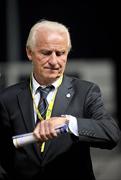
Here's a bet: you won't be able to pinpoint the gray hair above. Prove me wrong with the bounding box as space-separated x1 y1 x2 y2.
26 20 72 51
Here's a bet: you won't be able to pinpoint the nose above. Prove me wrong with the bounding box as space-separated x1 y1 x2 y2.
49 52 57 65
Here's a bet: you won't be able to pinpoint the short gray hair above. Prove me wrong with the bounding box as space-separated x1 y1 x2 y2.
26 19 72 51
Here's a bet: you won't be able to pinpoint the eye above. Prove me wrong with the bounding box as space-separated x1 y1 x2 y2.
41 50 52 56
56 51 65 56
40 50 66 56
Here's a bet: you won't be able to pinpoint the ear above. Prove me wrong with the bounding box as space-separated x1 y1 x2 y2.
26 46 33 61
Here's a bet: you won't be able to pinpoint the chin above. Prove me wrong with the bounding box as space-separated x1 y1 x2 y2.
46 74 60 82
47 75 58 80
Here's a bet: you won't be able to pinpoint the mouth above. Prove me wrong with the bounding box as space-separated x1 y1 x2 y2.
45 67 59 71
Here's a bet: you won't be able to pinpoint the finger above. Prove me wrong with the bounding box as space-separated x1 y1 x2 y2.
44 121 52 140
48 121 57 138
33 122 42 140
39 121 46 140
44 121 57 139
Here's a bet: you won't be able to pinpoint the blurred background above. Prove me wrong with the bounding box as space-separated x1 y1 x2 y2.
0 0 120 179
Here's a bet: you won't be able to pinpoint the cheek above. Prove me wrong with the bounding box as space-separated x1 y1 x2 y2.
60 58 67 68
34 56 48 66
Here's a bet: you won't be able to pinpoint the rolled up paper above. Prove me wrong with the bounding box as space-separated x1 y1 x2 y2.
12 123 68 148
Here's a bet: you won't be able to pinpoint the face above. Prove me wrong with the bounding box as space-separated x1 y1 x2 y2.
26 29 69 85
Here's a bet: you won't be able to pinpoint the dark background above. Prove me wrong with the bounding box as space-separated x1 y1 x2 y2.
0 0 120 127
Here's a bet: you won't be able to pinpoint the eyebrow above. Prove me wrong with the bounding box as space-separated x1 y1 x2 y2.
40 50 66 56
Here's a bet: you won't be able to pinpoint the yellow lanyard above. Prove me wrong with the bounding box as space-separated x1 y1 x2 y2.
30 75 63 152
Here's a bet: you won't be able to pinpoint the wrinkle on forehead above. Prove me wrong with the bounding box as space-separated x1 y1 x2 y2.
35 29 68 50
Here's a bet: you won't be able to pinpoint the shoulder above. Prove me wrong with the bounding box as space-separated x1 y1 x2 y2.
0 80 29 99
64 74 98 88
63 74 101 95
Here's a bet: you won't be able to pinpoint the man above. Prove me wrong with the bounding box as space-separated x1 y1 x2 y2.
0 20 120 180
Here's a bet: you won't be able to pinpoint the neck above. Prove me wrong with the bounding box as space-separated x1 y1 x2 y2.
33 74 59 86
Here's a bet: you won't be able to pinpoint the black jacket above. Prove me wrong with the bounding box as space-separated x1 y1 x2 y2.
0 75 120 180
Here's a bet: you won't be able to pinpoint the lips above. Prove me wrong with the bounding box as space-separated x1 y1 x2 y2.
45 67 59 70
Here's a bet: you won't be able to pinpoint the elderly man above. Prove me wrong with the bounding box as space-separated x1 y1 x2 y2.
0 20 120 180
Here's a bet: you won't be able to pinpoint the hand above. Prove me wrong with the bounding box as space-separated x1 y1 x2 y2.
33 117 69 142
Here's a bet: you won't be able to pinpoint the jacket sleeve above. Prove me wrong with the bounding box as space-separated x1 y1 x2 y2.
77 83 121 149
0 96 14 178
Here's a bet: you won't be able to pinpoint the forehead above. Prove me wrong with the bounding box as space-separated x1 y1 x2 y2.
35 29 68 49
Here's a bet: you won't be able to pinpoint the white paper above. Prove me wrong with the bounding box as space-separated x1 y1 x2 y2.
12 124 68 148
13 132 37 148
